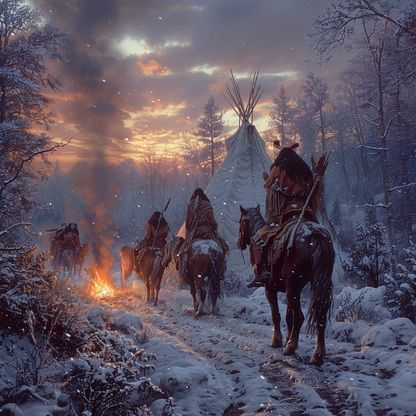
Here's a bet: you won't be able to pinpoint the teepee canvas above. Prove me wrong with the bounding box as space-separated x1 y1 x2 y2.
200 71 272 275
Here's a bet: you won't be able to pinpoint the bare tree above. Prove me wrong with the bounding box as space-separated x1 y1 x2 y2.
308 0 416 253
298 73 331 153
180 131 210 188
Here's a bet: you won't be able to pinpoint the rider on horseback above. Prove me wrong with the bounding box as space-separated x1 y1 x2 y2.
184 188 229 256
134 211 169 260
246 142 322 288
65 223 81 249
47 222 81 269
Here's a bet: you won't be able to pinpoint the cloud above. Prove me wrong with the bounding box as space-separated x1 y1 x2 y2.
29 0 345 168
135 59 170 76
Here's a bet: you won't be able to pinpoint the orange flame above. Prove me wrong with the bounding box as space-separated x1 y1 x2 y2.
86 265 117 298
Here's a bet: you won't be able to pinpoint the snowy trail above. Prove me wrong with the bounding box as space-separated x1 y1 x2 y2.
102 286 360 416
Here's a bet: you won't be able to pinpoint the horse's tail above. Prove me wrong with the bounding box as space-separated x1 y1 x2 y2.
207 247 223 306
119 246 135 284
150 252 163 282
306 233 334 334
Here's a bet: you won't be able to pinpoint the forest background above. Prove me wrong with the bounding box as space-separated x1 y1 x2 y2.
0 0 414 297
1 0 416 414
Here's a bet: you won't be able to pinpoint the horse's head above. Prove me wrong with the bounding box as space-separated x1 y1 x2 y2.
238 204 263 251
162 231 175 268
238 205 250 251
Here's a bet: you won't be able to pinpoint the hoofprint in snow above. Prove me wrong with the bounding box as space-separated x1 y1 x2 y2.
103 276 416 416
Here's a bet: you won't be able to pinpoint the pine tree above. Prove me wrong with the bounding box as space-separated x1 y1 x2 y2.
330 198 342 229
343 222 392 287
193 96 225 178
269 84 295 147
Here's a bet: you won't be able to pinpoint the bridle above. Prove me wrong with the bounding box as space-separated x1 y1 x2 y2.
238 213 251 266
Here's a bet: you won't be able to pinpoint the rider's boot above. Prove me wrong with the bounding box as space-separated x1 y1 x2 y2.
247 245 270 288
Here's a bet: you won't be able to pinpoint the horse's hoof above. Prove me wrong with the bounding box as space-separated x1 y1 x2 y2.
310 355 324 366
270 340 283 348
282 345 296 356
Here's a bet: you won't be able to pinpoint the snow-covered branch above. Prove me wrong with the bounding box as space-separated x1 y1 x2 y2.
353 144 389 152
389 182 416 192
355 202 391 209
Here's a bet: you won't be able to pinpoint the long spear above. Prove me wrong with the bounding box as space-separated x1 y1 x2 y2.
286 151 331 254
150 196 171 251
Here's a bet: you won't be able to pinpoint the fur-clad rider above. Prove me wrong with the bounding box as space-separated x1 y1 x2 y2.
47 223 67 260
134 211 169 257
47 222 81 267
185 188 229 255
246 142 322 288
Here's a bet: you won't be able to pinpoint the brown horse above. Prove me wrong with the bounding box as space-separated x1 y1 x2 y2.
119 245 165 305
238 205 334 365
119 246 138 287
162 236 225 316
74 243 89 278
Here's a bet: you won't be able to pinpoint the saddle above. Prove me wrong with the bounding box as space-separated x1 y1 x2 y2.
136 246 163 263
269 218 299 265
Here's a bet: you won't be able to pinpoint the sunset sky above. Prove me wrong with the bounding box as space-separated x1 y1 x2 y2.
28 0 348 169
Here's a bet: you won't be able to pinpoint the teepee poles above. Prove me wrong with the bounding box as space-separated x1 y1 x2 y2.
222 69 264 124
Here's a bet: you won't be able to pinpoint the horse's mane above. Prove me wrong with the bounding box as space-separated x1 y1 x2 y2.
119 245 133 256
245 208 266 235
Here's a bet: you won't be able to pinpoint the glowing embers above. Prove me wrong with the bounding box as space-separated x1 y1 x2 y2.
86 265 116 298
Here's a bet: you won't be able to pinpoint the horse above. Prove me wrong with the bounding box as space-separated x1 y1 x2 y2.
119 245 138 287
74 243 89 278
238 205 334 365
119 245 165 305
54 245 77 278
162 236 225 316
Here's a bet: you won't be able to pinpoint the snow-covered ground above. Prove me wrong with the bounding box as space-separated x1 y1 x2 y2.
1 273 416 416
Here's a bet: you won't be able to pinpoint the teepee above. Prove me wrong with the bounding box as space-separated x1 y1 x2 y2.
203 70 272 275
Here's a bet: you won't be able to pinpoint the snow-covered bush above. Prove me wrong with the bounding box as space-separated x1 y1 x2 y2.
342 222 392 288
334 286 391 323
0 250 87 355
61 330 163 415
384 244 416 320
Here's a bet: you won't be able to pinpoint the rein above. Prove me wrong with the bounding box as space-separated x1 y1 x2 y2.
239 210 265 267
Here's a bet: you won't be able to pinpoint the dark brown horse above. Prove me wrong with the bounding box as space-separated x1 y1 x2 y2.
238 205 334 365
162 236 225 316
74 243 89 278
54 245 77 278
119 245 165 305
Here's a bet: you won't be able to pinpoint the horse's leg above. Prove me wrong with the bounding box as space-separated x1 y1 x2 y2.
153 274 162 306
189 275 198 312
283 289 304 356
284 304 293 347
310 297 330 365
196 276 206 316
120 261 125 289
264 283 283 348
311 325 327 365
147 284 152 303
78 259 83 278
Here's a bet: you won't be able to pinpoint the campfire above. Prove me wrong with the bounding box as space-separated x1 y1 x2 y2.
85 266 117 298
